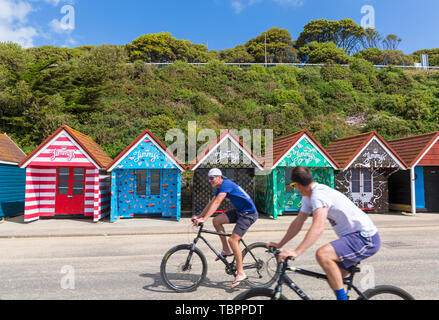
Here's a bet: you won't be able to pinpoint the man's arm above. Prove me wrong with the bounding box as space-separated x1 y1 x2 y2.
278 207 327 260
294 207 327 256
193 193 227 225
268 212 309 248
195 197 215 218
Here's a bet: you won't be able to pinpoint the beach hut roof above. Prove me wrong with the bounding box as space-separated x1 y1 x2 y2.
106 129 186 172
19 125 112 169
388 131 439 168
0 133 26 165
326 131 407 170
189 129 264 171
267 129 339 170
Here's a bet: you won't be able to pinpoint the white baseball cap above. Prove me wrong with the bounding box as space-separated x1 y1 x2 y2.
208 168 227 179
208 168 222 176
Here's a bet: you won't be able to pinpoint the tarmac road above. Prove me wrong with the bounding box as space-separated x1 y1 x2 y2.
0 217 438 300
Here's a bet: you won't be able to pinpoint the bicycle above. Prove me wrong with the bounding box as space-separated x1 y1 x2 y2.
160 222 281 292
234 248 415 300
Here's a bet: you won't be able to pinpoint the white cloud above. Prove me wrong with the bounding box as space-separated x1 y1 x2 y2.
272 0 303 6
0 24 37 48
40 0 74 6
231 1 245 14
0 0 37 48
49 17 71 33
231 0 304 14
42 0 61 5
0 0 77 48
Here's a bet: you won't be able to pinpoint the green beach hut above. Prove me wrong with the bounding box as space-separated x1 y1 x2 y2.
255 129 339 218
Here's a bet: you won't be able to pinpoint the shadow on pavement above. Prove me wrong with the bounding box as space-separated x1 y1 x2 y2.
139 272 250 294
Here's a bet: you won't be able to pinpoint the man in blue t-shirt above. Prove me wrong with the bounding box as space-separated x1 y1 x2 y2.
192 168 258 289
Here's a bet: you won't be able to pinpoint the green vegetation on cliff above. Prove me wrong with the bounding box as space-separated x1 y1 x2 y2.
1 41 438 161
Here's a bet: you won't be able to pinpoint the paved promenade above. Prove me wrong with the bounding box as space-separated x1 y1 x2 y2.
1 211 438 238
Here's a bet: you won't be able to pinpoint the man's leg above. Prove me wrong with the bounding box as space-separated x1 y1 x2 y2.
315 244 345 293
229 232 247 287
212 213 232 254
229 213 258 288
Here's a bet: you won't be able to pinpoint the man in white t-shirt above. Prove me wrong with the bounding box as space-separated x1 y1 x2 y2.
267 166 381 300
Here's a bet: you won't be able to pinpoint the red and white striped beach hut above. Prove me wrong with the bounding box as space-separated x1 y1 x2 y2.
19 125 113 222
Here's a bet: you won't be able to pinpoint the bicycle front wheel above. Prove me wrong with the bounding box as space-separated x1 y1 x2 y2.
160 244 207 293
241 242 281 288
358 285 415 300
234 288 288 300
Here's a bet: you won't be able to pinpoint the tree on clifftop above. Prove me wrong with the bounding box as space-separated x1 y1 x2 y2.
296 19 366 55
126 32 215 63
244 27 297 63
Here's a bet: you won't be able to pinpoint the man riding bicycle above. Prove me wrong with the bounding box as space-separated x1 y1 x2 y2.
268 166 381 300
192 168 258 289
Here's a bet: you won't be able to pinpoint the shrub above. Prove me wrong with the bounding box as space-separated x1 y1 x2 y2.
320 64 350 82
268 65 299 89
363 111 413 140
271 89 304 105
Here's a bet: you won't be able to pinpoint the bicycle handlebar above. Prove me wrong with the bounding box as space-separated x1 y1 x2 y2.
267 246 295 261
191 216 204 228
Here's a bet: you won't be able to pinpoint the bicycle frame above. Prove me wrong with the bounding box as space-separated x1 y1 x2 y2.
273 259 369 300
183 223 260 275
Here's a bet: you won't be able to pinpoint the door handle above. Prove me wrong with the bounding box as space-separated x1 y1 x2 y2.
68 195 73 199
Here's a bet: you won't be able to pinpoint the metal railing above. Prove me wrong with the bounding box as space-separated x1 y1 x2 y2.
136 62 439 70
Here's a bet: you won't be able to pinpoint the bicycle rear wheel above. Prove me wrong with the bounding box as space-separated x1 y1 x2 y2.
160 244 207 293
234 288 288 300
241 242 281 288
357 285 415 300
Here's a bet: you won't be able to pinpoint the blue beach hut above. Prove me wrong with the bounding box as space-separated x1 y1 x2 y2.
106 129 186 222
0 134 26 218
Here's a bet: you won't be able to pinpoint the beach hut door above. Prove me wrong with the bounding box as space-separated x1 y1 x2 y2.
55 167 85 214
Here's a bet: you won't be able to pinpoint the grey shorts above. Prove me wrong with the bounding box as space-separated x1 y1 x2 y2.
224 209 258 237
331 232 381 271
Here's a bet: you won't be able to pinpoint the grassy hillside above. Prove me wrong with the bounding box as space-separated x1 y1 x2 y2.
1 43 439 161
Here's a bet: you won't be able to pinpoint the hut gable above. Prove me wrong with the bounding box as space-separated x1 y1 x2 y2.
277 135 333 168
190 130 263 170
19 125 112 169
269 130 338 170
327 131 406 170
107 130 185 172
349 140 401 169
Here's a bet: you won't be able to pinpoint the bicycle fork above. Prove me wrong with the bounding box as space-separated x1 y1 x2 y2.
183 237 200 272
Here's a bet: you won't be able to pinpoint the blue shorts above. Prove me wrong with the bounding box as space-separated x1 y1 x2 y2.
225 209 258 237
330 232 381 271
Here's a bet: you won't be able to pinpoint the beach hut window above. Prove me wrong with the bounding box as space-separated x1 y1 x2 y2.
136 170 147 195
72 168 84 195
351 169 372 193
150 169 161 195
58 168 69 195
363 169 372 193
352 169 360 193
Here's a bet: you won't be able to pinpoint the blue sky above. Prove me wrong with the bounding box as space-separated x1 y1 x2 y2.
1 0 438 54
